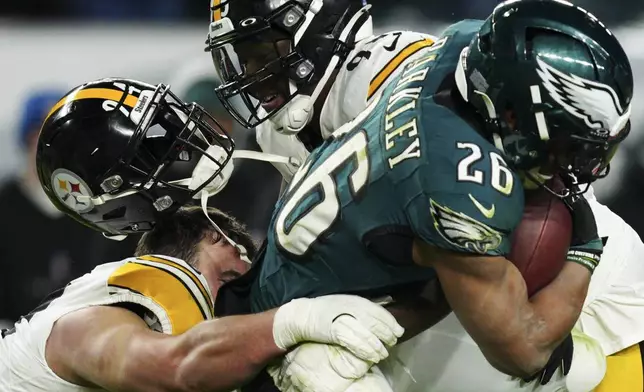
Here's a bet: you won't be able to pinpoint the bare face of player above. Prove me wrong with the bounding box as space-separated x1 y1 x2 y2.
194 239 250 302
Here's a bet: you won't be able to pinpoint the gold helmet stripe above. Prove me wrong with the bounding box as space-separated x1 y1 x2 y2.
44 88 139 124
211 0 222 22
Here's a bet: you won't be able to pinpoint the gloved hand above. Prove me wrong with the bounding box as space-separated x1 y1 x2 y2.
273 295 404 363
267 342 392 392
345 366 394 392
519 328 607 390
522 333 574 385
564 190 603 274
565 328 606 392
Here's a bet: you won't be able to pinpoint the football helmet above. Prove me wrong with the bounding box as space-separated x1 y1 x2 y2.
36 78 236 238
455 0 633 195
205 0 373 134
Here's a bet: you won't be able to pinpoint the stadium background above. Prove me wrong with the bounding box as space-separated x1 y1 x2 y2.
0 0 641 326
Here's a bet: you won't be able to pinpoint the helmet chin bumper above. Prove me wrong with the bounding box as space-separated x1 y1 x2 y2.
271 94 314 135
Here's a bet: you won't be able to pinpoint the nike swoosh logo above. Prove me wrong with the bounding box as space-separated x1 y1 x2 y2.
469 194 495 219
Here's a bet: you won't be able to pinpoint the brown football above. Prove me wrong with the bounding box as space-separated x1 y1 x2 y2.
509 186 572 296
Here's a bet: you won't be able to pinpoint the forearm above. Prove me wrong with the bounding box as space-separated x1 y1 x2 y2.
526 261 590 354
414 232 592 378
474 261 589 377
172 310 285 392
485 262 590 377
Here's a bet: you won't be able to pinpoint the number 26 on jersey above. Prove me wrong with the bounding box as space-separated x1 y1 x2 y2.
456 142 514 195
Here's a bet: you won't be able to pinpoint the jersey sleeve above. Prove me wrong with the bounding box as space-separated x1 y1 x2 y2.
107 255 214 335
320 31 437 137
404 138 525 257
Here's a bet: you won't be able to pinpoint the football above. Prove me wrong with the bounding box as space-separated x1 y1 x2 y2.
509 187 572 297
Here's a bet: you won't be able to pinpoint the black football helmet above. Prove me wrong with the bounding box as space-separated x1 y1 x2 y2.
205 0 372 133
456 0 633 195
36 78 234 238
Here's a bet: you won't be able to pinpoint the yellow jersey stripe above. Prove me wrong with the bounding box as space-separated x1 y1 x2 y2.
367 38 435 100
108 262 207 335
45 88 138 123
138 255 214 317
129 259 211 320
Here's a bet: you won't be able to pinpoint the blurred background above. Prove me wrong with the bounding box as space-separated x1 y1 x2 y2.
0 0 642 327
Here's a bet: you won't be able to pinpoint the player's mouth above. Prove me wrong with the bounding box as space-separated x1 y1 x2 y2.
260 93 285 111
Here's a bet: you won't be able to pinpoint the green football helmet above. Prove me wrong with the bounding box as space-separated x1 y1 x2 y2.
456 0 633 195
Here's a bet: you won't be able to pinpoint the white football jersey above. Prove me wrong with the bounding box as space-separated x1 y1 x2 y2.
256 30 436 182
0 255 214 392
578 188 644 356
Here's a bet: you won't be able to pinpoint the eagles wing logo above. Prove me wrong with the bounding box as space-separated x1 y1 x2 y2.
536 57 631 138
430 199 502 254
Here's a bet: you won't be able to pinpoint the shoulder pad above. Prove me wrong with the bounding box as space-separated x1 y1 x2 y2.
107 255 214 334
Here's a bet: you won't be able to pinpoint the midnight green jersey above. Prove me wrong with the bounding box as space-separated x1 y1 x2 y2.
251 20 525 312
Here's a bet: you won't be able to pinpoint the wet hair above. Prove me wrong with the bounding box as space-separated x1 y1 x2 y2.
134 205 257 266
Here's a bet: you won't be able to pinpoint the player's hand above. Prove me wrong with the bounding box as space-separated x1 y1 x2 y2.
564 190 602 273
522 333 574 385
267 343 392 392
273 295 404 363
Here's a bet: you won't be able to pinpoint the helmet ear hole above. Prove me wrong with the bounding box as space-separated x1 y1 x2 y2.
103 206 127 221
525 28 537 60
478 33 492 54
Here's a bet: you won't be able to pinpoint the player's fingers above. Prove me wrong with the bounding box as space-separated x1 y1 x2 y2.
289 362 334 392
563 340 574 375
345 311 401 347
538 362 558 385
285 360 316 392
362 316 400 347
345 366 394 392
326 345 373 379
268 363 293 391
355 306 405 339
333 316 388 362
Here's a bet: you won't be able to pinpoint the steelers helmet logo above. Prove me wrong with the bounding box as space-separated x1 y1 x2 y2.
51 169 94 213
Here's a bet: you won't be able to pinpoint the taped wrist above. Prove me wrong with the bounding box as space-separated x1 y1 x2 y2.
566 248 601 273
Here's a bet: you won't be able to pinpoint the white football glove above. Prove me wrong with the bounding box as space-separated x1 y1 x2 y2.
565 328 606 392
273 295 404 363
268 342 392 392
345 366 393 392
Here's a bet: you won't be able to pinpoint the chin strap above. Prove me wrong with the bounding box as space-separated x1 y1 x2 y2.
272 5 373 135
103 233 128 241
102 146 300 251
174 146 301 197
200 189 252 264
178 145 300 264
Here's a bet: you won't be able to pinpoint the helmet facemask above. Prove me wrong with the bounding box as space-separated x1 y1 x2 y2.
206 0 372 133
207 1 317 128
83 84 236 235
